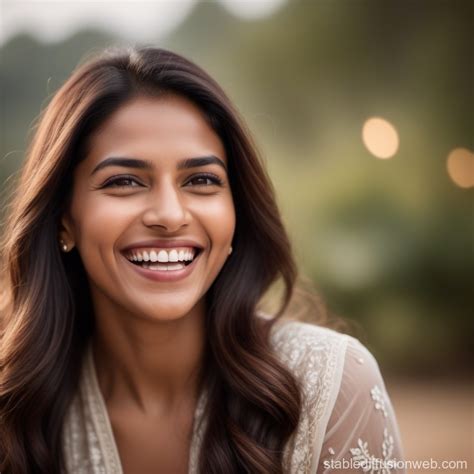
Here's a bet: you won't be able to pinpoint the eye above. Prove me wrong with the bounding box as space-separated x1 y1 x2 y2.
102 175 142 188
185 173 224 187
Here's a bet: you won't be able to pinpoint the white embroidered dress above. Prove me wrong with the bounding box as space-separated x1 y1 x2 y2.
62 319 406 473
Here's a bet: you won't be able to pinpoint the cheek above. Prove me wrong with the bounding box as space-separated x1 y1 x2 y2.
71 193 133 254
193 195 235 244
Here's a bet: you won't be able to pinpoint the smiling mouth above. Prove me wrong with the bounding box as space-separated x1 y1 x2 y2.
125 248 202 271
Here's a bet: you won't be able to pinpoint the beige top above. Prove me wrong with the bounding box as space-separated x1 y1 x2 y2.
62 319 405 473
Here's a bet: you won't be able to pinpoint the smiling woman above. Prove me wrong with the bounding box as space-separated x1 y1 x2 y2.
0 47 405 473
61 93 236 318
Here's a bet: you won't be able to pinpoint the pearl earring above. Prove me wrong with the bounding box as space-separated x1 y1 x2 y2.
228 246 233 255
60 240 68 252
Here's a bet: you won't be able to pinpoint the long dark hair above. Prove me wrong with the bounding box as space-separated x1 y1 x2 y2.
0 46 324 473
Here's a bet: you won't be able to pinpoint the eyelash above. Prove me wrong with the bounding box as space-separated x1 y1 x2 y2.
102 173 224 189
188 173 224 187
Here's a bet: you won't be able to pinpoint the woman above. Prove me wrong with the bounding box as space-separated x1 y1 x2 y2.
0 47 405 473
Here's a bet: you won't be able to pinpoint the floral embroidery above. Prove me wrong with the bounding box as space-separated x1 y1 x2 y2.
350 428 395 473
62 321 403 474
270 321 349 472
382 427 395 459
370 385 388 418
62 320 351 474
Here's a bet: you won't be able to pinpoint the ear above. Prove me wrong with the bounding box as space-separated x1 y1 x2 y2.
58 210 75 247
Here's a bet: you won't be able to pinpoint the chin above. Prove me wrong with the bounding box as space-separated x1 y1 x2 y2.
138 303 196 323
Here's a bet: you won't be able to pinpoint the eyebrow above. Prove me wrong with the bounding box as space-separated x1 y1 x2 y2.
90 155 227 176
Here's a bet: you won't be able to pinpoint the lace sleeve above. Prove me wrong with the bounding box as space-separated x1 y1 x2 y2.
317 337 406 473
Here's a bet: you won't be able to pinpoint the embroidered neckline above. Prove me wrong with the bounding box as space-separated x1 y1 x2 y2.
82 343 208 473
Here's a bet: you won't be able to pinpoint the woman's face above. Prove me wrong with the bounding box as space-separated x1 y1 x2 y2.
60 94 235 322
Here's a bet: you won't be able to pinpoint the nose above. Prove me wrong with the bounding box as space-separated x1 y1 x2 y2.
141 178 190 231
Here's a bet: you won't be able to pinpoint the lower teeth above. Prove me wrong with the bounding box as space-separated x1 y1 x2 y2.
140 262 186 271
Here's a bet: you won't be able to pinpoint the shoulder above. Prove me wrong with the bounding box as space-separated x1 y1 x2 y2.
266 317 352 420
265 316 380 377
262 318 357 470
262 317 396 471
335 336 391 415
267 317 351 374
319 337 406 471
267 317 385 401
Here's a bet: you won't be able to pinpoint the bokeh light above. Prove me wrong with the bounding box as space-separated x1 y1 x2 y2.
218 0 287 20
446 147 474 188
362 117 400 159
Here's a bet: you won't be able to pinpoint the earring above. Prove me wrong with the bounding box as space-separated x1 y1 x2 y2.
59 240 68 252
228 246 233 255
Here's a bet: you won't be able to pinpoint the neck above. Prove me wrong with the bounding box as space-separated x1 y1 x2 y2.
91 300 206 415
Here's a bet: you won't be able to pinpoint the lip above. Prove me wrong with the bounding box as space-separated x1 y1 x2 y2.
121 239 205 252
122 249 202 283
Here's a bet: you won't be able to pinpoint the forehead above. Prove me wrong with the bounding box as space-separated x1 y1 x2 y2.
85 94 226 168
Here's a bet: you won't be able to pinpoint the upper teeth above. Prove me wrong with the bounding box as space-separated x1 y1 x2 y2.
127 248 197 263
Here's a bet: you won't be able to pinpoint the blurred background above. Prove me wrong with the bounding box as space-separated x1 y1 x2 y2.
1 0 472 470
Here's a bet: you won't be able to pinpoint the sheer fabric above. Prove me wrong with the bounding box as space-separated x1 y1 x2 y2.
62 318 406 473
317 337 406 473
